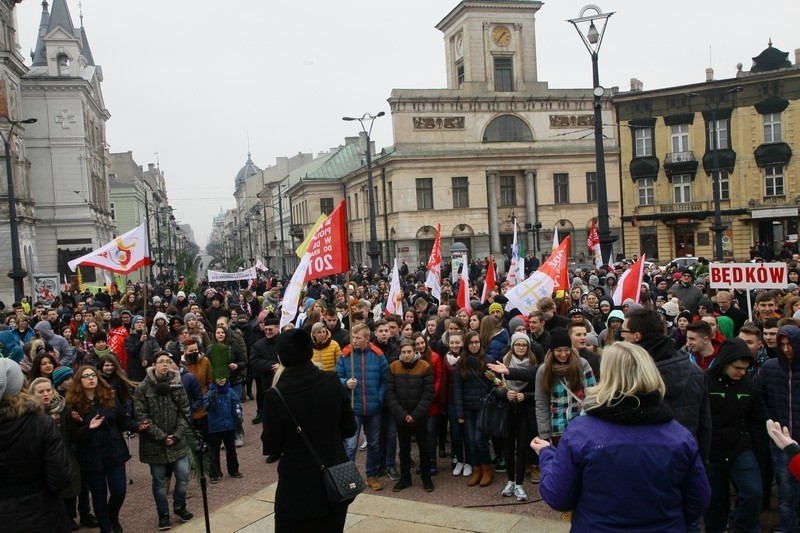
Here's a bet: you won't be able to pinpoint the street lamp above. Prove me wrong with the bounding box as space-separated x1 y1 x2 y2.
568 5 615 262
342 111 384 275
1 117 37 302
687 86 743 261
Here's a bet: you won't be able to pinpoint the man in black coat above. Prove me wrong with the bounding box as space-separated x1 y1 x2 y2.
124 315 160 382
262 329 356 532
714 290 747 336
249 312 280 430
622 308 711 463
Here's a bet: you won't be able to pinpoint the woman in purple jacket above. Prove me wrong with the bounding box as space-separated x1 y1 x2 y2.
531 341 710 532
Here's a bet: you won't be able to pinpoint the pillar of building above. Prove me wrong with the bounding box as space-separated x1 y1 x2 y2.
524 169 537 254
486 170 501 258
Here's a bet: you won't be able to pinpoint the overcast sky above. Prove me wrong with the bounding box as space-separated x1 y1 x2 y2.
16 0 798 249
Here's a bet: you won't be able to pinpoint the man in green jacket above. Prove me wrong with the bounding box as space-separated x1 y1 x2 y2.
134 350 195 530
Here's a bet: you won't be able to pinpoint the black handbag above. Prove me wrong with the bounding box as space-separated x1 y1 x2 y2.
273 387 365 503
478 390 509 437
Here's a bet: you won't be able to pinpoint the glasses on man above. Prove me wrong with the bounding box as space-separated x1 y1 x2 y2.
81 373 97 379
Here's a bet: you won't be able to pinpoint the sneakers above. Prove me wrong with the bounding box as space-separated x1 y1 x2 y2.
501 480 515 497
387 468 401 481
230 471 243 478
366 476 383 491
392 478 412 492
493 457 507 473
462 464 473 477
452 462 464 476
265 454 280 463
359 438 368 450
174 508 194 523
157 515 171 531
209 477 219 484
422 477 434 492
530 465 541 484
235 434 244 447
514 484 528 501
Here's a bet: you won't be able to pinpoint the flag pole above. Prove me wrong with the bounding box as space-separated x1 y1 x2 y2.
346 270 354 408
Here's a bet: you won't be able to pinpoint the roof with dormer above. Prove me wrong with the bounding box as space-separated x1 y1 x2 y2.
30 0 96 67
234 152 261 186
751 40 792 73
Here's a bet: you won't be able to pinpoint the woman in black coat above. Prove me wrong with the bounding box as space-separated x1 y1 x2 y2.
0 359 75 533
66 366 147 533
262 329 357 533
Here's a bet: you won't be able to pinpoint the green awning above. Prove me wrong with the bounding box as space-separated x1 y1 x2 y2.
755 96 790 115
754 142 793 167
702 149 737 173
664 113 695 126
630 156 660 180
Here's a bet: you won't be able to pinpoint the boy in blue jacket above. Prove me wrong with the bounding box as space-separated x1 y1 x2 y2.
204 376 244 483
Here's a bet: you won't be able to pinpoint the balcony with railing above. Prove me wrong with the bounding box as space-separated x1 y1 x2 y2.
664 151 696 165
660 201 706 213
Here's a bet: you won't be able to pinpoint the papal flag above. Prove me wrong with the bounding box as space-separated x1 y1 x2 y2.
68 223 151 274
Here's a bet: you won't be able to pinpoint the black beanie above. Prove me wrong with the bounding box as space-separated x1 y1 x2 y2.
276 329 314 367
550 328 571 351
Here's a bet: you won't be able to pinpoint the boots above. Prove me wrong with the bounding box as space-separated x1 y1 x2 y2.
466 464 483 486
479 464 494 487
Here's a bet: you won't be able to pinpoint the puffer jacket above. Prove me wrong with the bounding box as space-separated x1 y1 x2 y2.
204 381 241 434
134 367 191 464
68 397 139 472
312 338 341 372
336 342 388 417
0 330 24 362
425 351 444 416
485 329 510 363
33 321 73 367
453 355 493 418
760 325 800 441
639 335 712 463
386 358 434 427
706 338 765 462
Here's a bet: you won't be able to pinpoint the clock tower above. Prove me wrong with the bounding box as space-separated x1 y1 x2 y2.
436 0 543 93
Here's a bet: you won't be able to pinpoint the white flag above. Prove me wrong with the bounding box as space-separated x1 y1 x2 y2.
280 253 311 330
385 258 403 316
552 225 560 252
507 219 520 288
68 223 150 274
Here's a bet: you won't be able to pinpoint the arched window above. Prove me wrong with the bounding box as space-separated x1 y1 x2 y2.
57 54 70 76
483 115 533 142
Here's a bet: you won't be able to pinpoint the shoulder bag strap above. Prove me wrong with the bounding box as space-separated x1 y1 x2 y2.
558 377 583 405
272 387 326 469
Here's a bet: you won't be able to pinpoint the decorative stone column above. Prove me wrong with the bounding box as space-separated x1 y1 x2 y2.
524 169 537 254
486 170 501 256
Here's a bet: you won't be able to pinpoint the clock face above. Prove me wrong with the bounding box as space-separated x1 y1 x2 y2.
492 25 511 46
455 34 463 57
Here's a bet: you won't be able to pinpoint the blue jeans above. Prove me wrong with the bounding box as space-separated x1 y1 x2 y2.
84 464 127 533
149 455 190 517
344 413 381 477
231 383 244 437
447 403 469 464
772 442 800 531
705 450 762 533
462 409 491 465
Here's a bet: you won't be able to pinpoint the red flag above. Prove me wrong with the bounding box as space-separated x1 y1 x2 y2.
551 237 569 291
613 254 646 306
424 224 442 302
456 256 471 312
587 218 602 269
505 237 570 315
481 259 496 303
303 200 349 282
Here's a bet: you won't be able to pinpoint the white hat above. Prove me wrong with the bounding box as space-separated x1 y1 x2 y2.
0 359 24 399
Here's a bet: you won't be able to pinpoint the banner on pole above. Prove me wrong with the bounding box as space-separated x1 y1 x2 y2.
207 267 258 282
709 262 787 289
67 223 151 274
303 200 349 282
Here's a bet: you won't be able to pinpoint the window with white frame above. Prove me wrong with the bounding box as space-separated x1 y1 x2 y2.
713 171 730 201
638 178 655 206
707 119 729 149
764 113 782 143
634 128 653 157
673 175 692 203
765 165 784 197
670 124 690 153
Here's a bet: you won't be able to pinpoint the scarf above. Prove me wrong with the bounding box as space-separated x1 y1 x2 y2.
94 346 112 358
446 352 459 366
586 391 673 425
552 361 570 377
506 354 529 392
313 338 331 350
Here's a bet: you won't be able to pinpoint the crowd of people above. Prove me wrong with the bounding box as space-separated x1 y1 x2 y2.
3 254 800 531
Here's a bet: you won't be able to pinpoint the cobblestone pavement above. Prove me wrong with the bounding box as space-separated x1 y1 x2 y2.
107 395 779 532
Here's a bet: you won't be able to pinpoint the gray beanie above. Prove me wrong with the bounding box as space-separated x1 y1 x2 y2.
510 332 530 347
508 316 527 333
184 312 197 323
0 359 24 399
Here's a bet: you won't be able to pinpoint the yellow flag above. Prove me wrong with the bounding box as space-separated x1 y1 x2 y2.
295 213 327 258
77 266 85 292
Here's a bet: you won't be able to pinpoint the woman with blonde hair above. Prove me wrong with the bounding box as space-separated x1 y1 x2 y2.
310 321 341 371
531 342 710 531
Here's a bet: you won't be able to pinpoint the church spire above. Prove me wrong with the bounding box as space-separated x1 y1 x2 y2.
30 0 50 65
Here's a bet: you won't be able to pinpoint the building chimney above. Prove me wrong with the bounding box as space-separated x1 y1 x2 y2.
630 78 643 92
795 48 800 66
705 67 714 82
